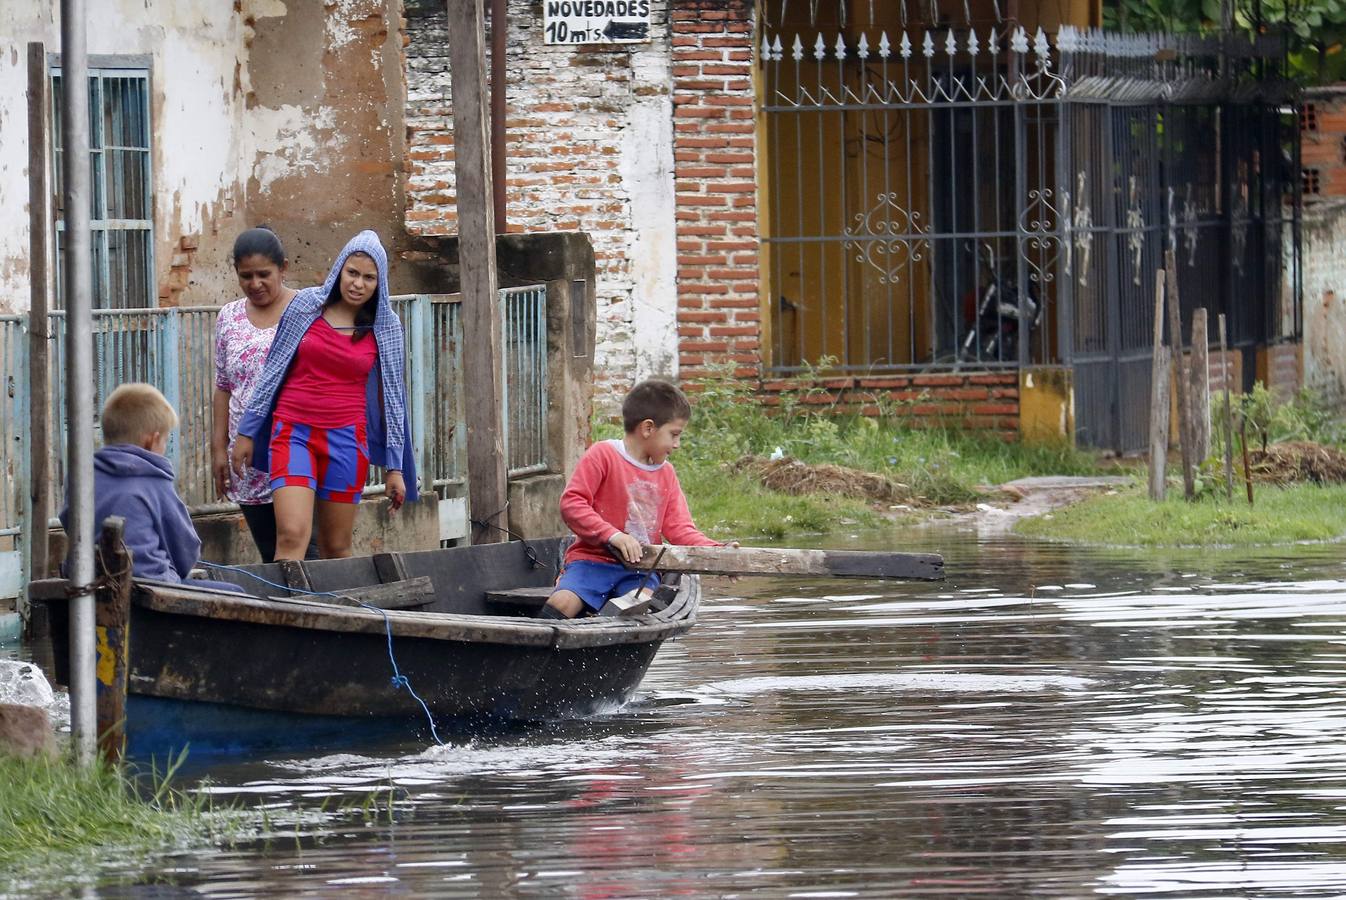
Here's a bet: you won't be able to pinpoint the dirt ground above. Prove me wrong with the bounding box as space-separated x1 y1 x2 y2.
956 475 1133 534
733 453 1132 535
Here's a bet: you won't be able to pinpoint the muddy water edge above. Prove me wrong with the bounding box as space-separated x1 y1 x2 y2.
8 528 1346 897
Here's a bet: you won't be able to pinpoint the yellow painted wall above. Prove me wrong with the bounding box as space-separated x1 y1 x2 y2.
1019 366 1075 444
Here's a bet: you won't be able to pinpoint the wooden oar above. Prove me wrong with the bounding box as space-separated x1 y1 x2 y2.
632 545 944 581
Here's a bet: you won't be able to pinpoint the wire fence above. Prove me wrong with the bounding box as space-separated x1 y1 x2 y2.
0 285 551 599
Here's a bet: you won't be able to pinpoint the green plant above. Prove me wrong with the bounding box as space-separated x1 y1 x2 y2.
1211 384 1346 459
1103 0 1346 83
0 751 251 892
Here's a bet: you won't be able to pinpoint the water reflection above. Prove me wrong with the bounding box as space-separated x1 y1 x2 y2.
9 535 1346 896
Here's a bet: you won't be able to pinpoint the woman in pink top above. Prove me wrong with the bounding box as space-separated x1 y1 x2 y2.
211 227 301 562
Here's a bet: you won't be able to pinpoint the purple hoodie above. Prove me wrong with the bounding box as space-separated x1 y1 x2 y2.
61 444 204 584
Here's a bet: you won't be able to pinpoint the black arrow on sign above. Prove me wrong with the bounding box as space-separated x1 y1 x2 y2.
602 19 649 40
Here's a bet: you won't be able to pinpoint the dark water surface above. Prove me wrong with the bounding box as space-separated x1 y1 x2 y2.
21 532 1346 896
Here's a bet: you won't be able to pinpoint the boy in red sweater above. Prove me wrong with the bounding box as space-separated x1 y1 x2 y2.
539 379 722 619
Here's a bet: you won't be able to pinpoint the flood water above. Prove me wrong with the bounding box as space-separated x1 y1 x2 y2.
13 530 1346 897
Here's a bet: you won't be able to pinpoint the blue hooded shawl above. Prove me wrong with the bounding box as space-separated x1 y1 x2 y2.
237 230 419 503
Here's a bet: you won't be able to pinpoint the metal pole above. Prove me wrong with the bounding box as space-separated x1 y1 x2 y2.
60 0 97 764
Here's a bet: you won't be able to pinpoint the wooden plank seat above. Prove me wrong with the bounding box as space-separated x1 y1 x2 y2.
270 576 436 611
484 585 554 611
272 553 435 610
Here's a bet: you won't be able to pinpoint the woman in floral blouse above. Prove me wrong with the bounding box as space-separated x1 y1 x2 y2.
211 227 301 562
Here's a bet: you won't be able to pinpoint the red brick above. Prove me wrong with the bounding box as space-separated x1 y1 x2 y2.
706 182 757 194
913 374 966 387
972 403 1019 416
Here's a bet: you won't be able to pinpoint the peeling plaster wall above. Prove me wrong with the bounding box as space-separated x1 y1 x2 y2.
0 1 245 311
0 0 407 313
239 0 409 292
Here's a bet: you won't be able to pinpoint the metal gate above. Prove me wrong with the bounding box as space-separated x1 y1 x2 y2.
1062 32 1300 452
760 8 1066 373
758 3 1301 451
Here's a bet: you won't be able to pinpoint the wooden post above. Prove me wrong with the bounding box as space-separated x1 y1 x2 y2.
444 0 508 543
27 43 52 597
1239 416 1254 505
1148 269 1169 501
1218 314 1234 500
95 517 132 762
490 0 507 232
1165 253 1196 500
1189 308 1210 465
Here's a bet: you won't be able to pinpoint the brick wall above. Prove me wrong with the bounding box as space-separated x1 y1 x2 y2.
760 372 1020 440
1205 348 1243 396
403 0 679 392
1293 91 1346 408
1301 92 1346 200
158 234 199 307
670 0 760 380
1262 342 1303 399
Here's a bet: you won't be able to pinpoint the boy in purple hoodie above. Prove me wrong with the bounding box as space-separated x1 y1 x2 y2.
61 383 243 593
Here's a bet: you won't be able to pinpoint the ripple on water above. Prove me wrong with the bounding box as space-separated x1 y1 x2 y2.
17 538 1346 898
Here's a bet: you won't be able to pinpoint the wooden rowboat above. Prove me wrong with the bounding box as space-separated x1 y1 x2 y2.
31 520 700 756
31 520 944 758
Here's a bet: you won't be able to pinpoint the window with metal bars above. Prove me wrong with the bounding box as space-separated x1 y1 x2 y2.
51 64 154 309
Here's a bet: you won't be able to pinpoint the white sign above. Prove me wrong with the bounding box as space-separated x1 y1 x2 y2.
543 1 651 45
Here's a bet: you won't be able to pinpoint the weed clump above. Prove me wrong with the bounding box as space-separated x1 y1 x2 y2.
0 751 245 893
1248 441 1346 485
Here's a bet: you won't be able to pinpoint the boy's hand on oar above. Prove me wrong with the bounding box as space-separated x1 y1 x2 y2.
607 532 643 565
724 540 741 582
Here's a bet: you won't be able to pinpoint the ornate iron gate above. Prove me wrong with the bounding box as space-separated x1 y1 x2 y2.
759 4 1301 451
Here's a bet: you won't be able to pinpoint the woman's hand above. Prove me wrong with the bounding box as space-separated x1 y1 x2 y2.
386 470 407 512
211 444 231 500
230 436 254 479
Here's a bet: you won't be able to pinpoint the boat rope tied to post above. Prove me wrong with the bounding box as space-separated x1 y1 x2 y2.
199 561 447 746
470 501 556 574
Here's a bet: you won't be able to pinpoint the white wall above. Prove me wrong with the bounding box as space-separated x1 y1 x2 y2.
1298 198 1346 406
0 0 250 311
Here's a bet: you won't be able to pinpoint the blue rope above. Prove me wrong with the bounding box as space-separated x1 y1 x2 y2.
199 560 447 746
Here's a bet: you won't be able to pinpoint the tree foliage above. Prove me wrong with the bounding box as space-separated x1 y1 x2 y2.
1103 0 1346 83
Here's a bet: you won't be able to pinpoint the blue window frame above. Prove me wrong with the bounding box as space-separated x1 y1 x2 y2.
51 63 154 309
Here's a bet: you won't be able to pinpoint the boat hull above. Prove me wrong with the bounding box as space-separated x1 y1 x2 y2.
34 538 699 753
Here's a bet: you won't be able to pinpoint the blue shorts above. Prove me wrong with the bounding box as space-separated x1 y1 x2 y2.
554 560 659 613
269 418 370 504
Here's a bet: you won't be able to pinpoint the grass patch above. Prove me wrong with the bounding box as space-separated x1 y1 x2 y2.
1013 482 1346 547
597 367 1107 539
677 456 882 540
0 752 245 891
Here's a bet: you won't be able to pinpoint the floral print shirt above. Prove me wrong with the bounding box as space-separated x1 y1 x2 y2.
214 298 277 504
